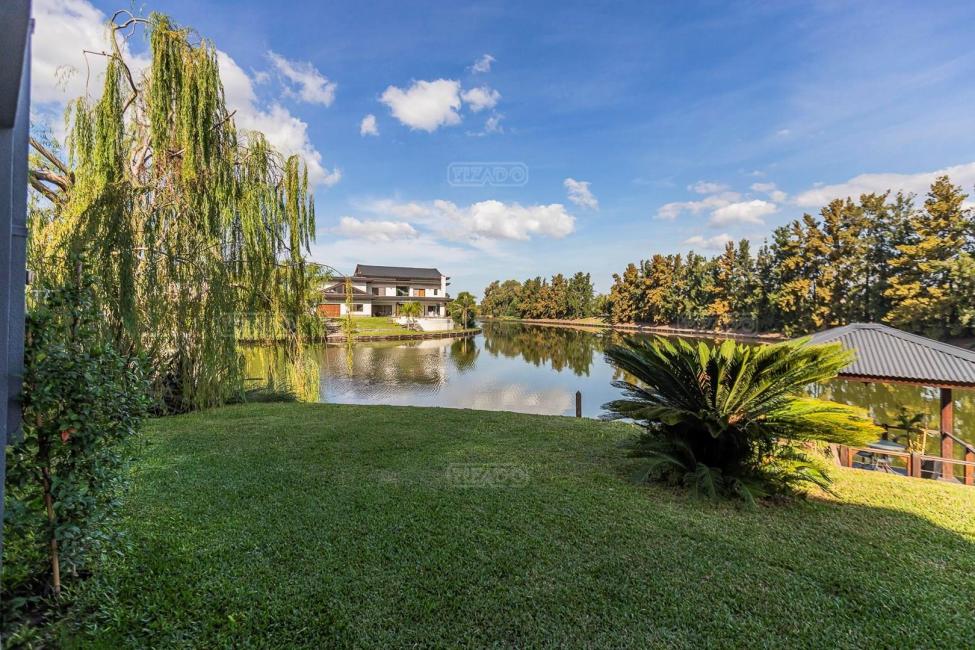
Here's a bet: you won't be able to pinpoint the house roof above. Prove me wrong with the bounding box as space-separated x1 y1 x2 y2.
354 264 443 280
805 322 975 388
321 284 371 297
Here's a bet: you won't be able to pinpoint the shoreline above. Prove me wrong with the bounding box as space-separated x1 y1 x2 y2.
480 317 785 342
325 327 481 343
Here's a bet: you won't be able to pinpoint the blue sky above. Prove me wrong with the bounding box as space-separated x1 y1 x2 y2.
32 0 975 295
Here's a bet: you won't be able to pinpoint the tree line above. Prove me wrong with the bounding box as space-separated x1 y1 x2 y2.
480 272 601 320
607 176 974 338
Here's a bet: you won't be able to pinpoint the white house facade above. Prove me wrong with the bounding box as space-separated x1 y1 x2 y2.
319 264 450 319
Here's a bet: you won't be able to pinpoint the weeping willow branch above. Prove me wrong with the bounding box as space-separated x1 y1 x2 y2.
27 10 325 412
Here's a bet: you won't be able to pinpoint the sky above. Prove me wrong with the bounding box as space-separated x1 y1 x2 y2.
29 0 975 296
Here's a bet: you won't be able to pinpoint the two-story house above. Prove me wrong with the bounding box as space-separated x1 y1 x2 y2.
319 264 450 318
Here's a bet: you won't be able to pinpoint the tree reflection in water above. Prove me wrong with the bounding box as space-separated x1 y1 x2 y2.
482 322 599 376
450 337 479 373
241 323 973 443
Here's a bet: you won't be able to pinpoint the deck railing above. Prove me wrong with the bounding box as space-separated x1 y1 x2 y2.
836 424 975 486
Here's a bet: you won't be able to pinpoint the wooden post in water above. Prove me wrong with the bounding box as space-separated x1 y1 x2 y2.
940 388 953 480
575 391 582 418
909 452 922 478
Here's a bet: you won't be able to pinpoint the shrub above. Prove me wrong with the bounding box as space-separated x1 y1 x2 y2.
3 266 150 641
603 337 880 503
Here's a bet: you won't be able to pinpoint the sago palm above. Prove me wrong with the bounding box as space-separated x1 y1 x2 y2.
603 336 880 502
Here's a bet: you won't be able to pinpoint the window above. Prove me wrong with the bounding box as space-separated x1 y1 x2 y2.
372 287 380 295
396 286 409 297
415 288 425 297
353 303 364 312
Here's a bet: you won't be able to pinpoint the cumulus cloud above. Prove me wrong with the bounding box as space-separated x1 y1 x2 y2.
217 52 340 187
688 180 728 194
30 1 339 188
471 54 495 74
267 51 336 106
461 85 501 112
311 235 476 274
684 233 733 251
361 198 575 243
359 114 379 136
750 182 788 202
793 161 975 207
380 79 463 132
655 191 742 220
31 0 150 105
433 200 575 241
334 217 418 242
563 178 598 210
709 199 777 226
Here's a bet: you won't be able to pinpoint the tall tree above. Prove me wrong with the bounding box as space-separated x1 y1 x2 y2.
27 12 319 411
567 271 595 318
885 176 973 337
608 263 642 324
707 242 737 329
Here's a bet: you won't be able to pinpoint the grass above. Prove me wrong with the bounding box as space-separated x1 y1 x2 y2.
333 316 413 336
61 403 974 648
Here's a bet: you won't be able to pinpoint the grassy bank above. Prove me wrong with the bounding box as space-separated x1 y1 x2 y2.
482 316 784 341
337 315 412 336
60 404 974 647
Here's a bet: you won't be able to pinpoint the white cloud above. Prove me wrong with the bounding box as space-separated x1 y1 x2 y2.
432 200 575 242
467 113 504 137
484 113 503 133
471 54 495 74
688 180 728 194
311 235 476 274
461 85 501 112
793 161 975 207
776 128 791 137
380 79 462 132
31 0 150 106
655 191 741 220
218 52 340 187
267 51 336 106
30 1 339 188
359 114 379 136
684 233 733 251
362 198 575 243
357 198 438 221
709 199 777 226
334 217 417 242
750 182 788 203
563 178 598 210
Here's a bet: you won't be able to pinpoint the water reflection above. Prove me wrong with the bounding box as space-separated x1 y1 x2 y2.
242 322 974 445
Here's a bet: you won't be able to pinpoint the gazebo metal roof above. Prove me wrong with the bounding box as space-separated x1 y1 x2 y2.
807 323 975 389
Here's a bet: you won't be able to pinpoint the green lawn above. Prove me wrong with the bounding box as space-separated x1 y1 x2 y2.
62 404 974 648
337 316 412 336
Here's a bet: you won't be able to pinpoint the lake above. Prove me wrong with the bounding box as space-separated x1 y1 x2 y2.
244 321 974 448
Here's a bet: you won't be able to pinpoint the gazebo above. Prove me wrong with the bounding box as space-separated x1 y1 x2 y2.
808 323 975 482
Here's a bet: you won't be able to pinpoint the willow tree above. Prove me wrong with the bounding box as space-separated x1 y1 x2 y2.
28 12 322 411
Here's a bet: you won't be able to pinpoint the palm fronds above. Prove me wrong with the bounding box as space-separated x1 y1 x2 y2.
605 336 880 502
